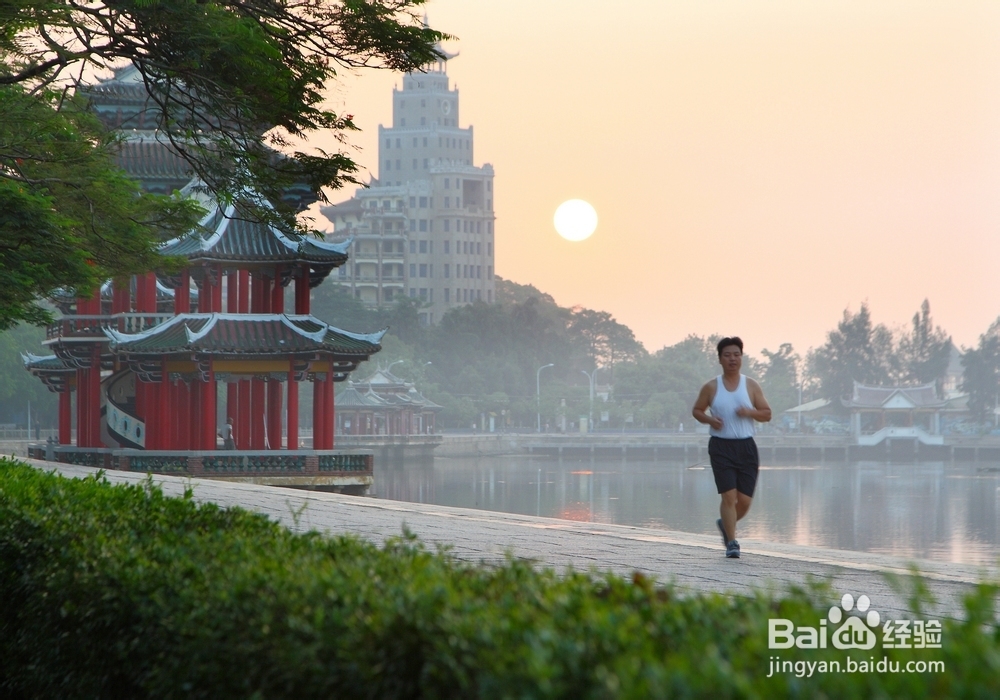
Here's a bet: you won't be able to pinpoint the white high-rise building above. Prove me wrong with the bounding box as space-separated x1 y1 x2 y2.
322 49 496 325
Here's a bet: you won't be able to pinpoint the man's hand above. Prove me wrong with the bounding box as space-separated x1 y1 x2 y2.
707 415 724 430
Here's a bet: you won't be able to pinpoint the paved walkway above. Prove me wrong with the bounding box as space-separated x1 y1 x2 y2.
21 459 1000 620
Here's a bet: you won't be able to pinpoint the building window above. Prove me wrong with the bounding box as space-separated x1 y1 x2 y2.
419 220 428 232
444 220 450 233
487 199 492 210
444 240 450 254
488 290 492 303
409 240 416 255
444 263 450 278
445 178 450 189
412 159 418 169
419 196 428 208
429 289 434 303
487 242 493 256
409 288 416 298
421 99 426 108
463 241 469 254
444 196 450 208
385 160 391 170
477 242 482 255
477 289 482 300
409 220 416 232
476 222 481 234
444 288 450 302
385 288 394 302
422 137 427 147
412 137 417 147
396 138 400 147
423 158 428 169
487 181 492 192
477 265 482 279
487 222 493 234
395 159 400 170
457 197 461 208
409 263 416 277
419 288 427 300
429 241 434 253
419 264 427 278
385 139 391 148
400 118 405 126
487 266 492 280
383 200 390 208
419 240 427 253
429 264 433 278
409 196 416 207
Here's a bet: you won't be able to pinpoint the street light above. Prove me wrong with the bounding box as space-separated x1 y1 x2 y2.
536 363 554 433
580 369 596 433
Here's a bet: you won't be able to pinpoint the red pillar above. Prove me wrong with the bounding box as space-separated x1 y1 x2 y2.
201 362 216 450
312 375 324 449
177 383 191 450
327 373 335 448
295 265 310 314
271 265 285 314
287 365 299 450
59 390 72 445
142 273 157 313
238 270 249 313
189 381 201 451
198 277 212 314
157 361 170 449
175 270 190 314
251 379 266 450
267 381 282 449
112 277 130 314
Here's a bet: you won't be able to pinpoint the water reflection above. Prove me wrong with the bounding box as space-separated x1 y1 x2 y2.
375 456 1000 565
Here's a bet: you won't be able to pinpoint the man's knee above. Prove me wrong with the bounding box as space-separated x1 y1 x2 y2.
736 492 753 510
720 489 738 506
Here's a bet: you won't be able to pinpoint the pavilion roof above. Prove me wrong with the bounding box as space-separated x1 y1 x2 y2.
22 353 74 392
335 383 388 408
104 313 384 357
844 382 947 409
159 200 350 269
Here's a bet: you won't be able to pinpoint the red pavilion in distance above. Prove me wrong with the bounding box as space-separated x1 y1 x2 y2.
24 66 382 491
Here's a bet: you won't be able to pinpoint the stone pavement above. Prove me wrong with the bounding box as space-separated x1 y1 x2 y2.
21 459 1000 620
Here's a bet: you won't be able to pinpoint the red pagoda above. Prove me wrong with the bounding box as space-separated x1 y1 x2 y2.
24 66 383 491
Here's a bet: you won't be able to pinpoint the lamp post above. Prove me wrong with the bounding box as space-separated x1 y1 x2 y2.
580 369 596 433
536 363 554 433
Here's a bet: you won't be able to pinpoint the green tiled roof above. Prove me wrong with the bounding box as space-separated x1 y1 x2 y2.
104 314 384 357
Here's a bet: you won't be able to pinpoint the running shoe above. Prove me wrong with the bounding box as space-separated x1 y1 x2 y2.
726 540 741 558
716 518 728 547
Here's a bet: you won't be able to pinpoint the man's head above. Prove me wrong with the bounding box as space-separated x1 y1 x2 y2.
716 336 743 373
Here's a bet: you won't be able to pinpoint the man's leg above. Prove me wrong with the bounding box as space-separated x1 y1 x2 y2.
735 491 753 522
719 488 738 541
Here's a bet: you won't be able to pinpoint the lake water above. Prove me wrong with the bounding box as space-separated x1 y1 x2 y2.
375 455 1000 565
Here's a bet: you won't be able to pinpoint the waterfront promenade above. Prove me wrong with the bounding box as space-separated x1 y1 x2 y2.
20 458 997 621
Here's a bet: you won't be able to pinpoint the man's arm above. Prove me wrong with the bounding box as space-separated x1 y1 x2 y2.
737 379 772 423
692 381 722 430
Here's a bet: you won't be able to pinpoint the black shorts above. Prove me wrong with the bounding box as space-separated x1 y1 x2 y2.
708 437 760 497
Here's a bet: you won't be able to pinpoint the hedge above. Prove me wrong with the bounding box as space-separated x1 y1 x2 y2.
0 458 997 699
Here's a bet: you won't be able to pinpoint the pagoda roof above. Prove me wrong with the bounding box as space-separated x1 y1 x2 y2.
335 383 388 408
159 201 350 269
104 313 384 357
22 353 74 392
843 382 947 410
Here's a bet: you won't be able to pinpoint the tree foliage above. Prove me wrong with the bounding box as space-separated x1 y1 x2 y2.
759 343 800 414
0 0 445 326
961 318 1000 424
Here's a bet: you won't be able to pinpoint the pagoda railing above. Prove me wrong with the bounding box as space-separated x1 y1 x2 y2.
46 313 174 340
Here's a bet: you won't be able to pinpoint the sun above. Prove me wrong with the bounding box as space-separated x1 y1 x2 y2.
554 199 598 241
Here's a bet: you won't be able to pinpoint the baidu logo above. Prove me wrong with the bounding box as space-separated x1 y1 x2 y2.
769 592 883 650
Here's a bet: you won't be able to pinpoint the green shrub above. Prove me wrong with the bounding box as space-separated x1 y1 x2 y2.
0 458 997 699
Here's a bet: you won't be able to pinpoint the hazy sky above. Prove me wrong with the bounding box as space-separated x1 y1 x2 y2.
316 0 1000 358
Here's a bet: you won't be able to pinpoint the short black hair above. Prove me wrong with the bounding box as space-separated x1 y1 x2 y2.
717 337 743 357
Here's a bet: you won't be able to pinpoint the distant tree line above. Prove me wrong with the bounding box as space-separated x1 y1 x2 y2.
6 280 998 432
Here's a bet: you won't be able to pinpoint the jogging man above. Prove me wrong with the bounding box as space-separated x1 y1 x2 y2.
692 337 771 558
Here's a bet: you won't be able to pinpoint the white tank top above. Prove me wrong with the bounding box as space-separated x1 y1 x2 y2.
709 374 755 439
